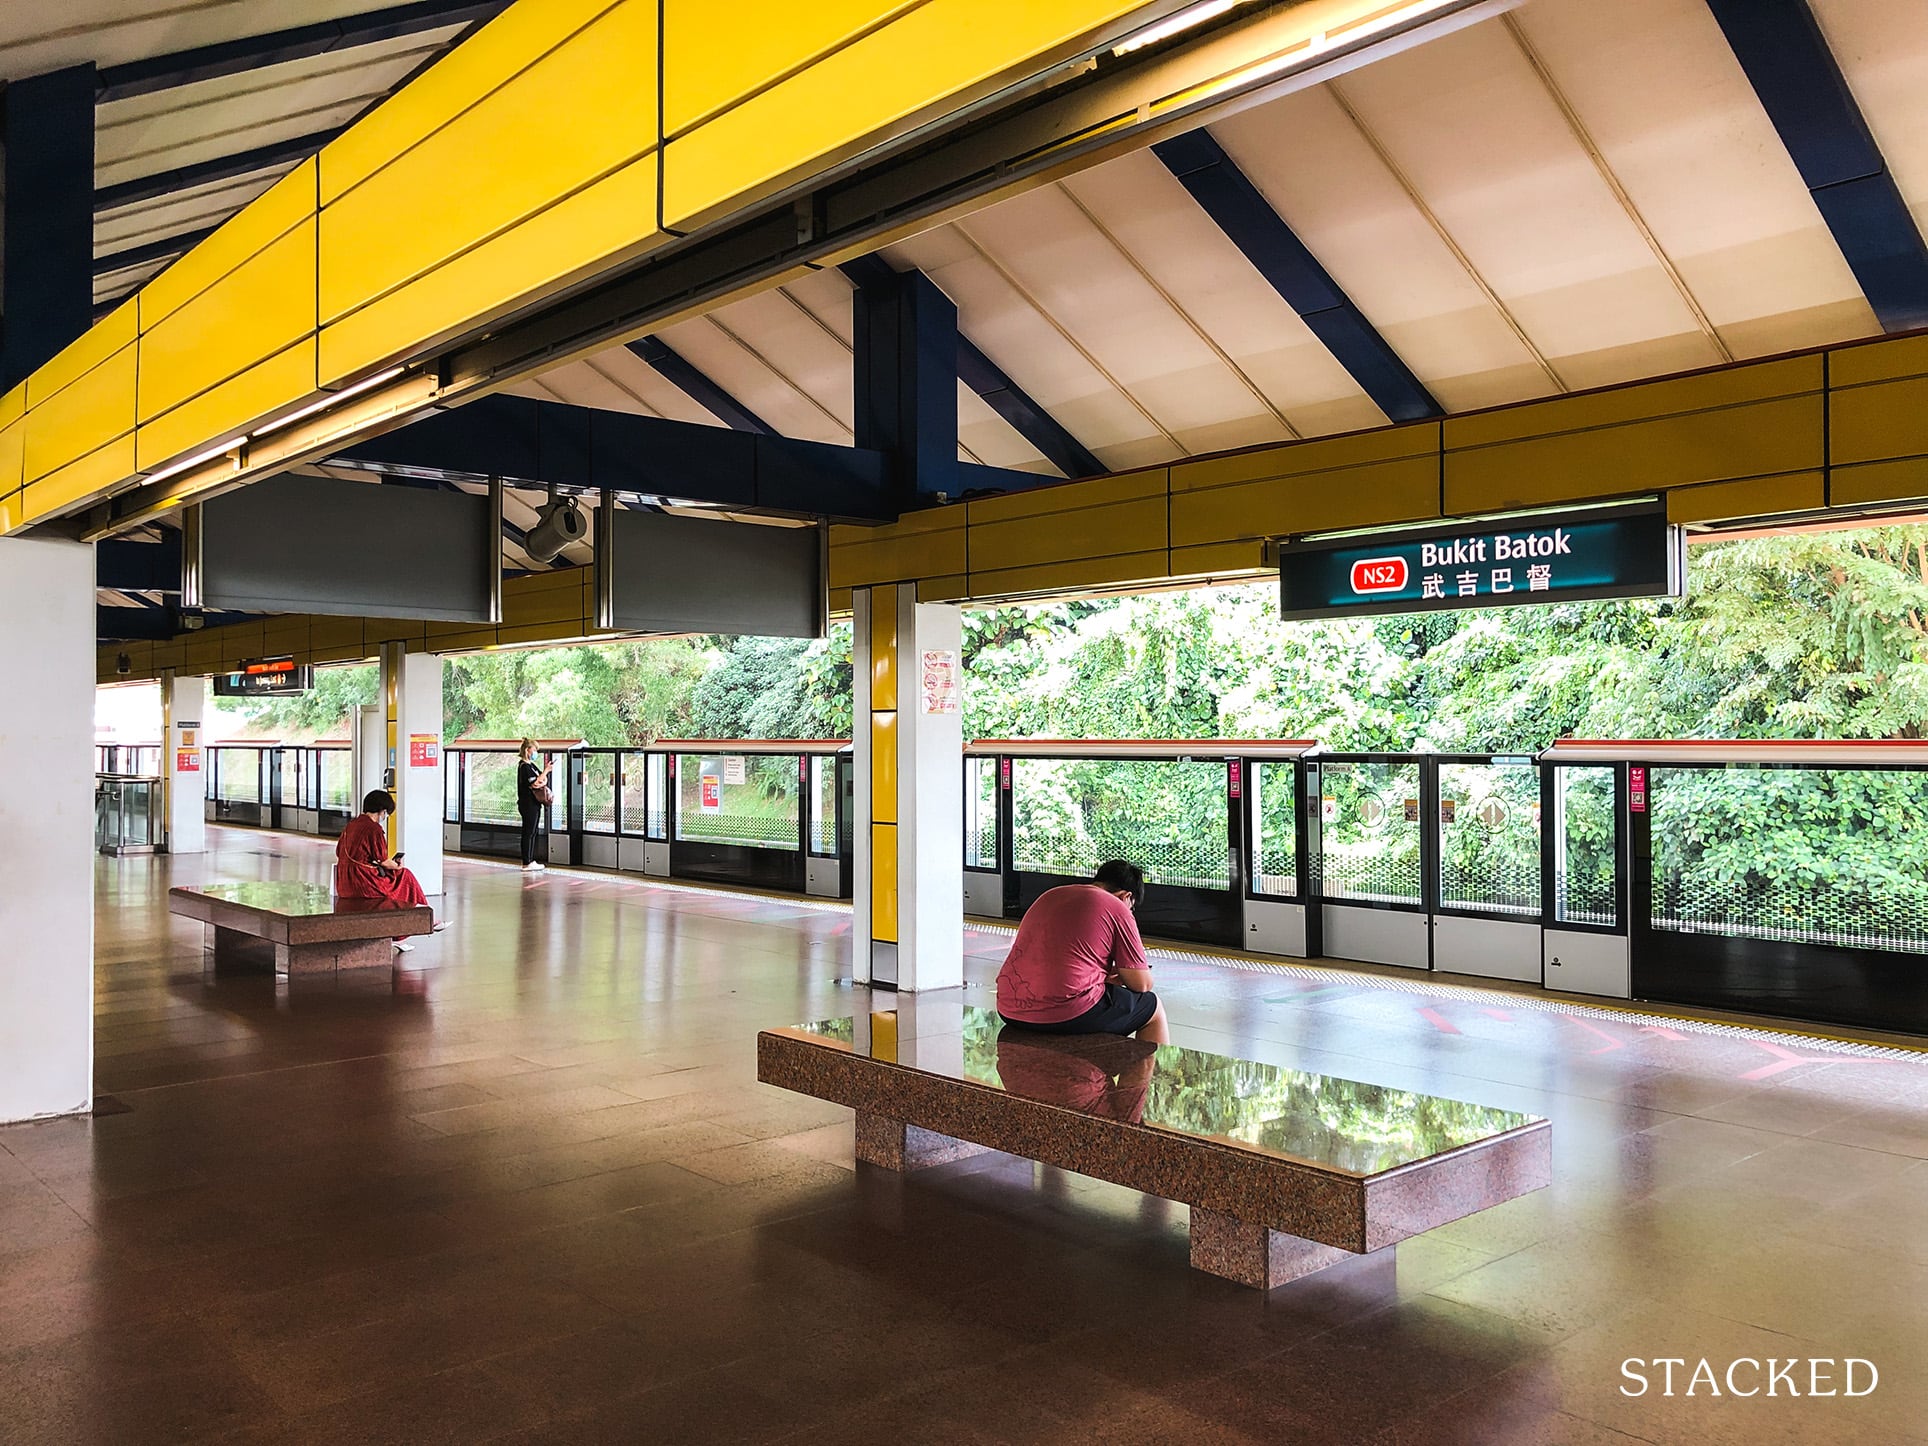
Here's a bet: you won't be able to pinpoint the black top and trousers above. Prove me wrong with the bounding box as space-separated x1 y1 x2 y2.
516 760 545 865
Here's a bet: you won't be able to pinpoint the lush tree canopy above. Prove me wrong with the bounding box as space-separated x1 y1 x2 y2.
222 525 1928 751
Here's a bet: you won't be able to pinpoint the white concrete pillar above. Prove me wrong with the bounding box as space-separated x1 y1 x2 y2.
161 672 207 854
382 644 445 897
853 584 963 992
0 536 94 1122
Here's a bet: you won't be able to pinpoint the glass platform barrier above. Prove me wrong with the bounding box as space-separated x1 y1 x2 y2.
95 774 162 856
446 740 855 898
962 739 1321 955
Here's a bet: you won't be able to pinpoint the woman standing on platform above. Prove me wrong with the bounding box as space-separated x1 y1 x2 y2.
334 790 446 951
517 739 550 873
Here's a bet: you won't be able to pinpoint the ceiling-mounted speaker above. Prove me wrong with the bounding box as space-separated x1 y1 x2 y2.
524 495 588 563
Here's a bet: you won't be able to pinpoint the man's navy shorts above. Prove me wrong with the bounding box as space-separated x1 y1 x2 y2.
999 984 1158 1037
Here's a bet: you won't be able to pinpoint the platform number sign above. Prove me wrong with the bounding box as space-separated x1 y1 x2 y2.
1278 502 1683 621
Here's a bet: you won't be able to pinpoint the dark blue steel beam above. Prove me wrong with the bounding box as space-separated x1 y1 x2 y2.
840 256 1105 479
625 336 775 435
1152 130 1440 424
94 127 344 213
98 534 184 592
329 395 922 523
95 1 508 104
852 263 960 503
1705 0 1928 332
93 226 219 279
3 65 97 391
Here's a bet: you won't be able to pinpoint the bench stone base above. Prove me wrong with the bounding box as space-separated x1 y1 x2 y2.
211 926 395 976
855 1113 989 1171
1188 1206 1355 1290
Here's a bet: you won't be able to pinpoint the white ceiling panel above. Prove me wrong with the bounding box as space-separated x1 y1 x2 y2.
532 358 661 417
943 184 1291 457
1210 86 1558 413
1810 0 1928 237
1334 16 1725 390
655 315 851 445
0 0 403 80
703 285 859 436
94 172 282 244
958 383 1054 473
1060 150 1384 439
95 98 380 190
883 229 1177 472
95 48 439 176
95 29 454 125
1515 0 1875 358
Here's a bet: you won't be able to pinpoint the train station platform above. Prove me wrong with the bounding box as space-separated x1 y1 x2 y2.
2 827 1920 1443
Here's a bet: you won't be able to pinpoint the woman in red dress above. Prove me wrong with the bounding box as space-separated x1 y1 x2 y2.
335 790 445 950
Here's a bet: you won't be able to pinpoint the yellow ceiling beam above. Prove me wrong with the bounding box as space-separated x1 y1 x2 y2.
7 0 1171 539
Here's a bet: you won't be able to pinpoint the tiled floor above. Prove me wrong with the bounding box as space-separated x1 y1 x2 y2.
3 828 1923 1444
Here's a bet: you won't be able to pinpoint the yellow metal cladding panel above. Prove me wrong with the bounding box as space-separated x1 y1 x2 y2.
1168 540 1271 579
917 574 968 602
663 0 1146 227
664 0 919 134
320 0 622 203
1445 395 1825 515
1829 376 1928 467
1829 333 1928 388
0 383 22 429
829 520 967 590
870 822 898 942
319 155 661 385
139 164 318 328
970 494 1167 573
1171 424 1440 492
869 585 899 712
0 416 22 504
1445 356 1824 451
1667 471 1824 524
828 585 854 615
970 548 1171 601
28 302 138 407
871 711 898 823
22 438 138 525
139 221 318 427
1830 458 1928 508
1171 454 1439 547
319 3 658 326
965 467 1165 524
23 343 136 484
135 341 317 474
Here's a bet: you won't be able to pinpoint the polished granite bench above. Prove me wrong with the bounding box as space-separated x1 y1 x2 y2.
169 881 430 975
758 1006 1550 1290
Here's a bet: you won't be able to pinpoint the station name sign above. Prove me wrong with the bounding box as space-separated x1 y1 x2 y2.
213 657 315 698
1278 503 1684 621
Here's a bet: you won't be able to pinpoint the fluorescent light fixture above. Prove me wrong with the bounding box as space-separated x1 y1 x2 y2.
1186 0 1464 98
141 438 240 487
249 366 406 439
1113 0 1241 55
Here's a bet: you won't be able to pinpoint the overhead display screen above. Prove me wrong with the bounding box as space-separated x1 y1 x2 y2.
213 657 313 698
1279 502 1684 621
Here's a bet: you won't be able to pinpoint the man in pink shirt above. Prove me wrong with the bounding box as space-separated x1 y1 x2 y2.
996 861 1168 1043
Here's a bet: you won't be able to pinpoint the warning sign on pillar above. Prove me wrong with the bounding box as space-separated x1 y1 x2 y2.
920 650 959 714
176 749 201 773
408 734 441 768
